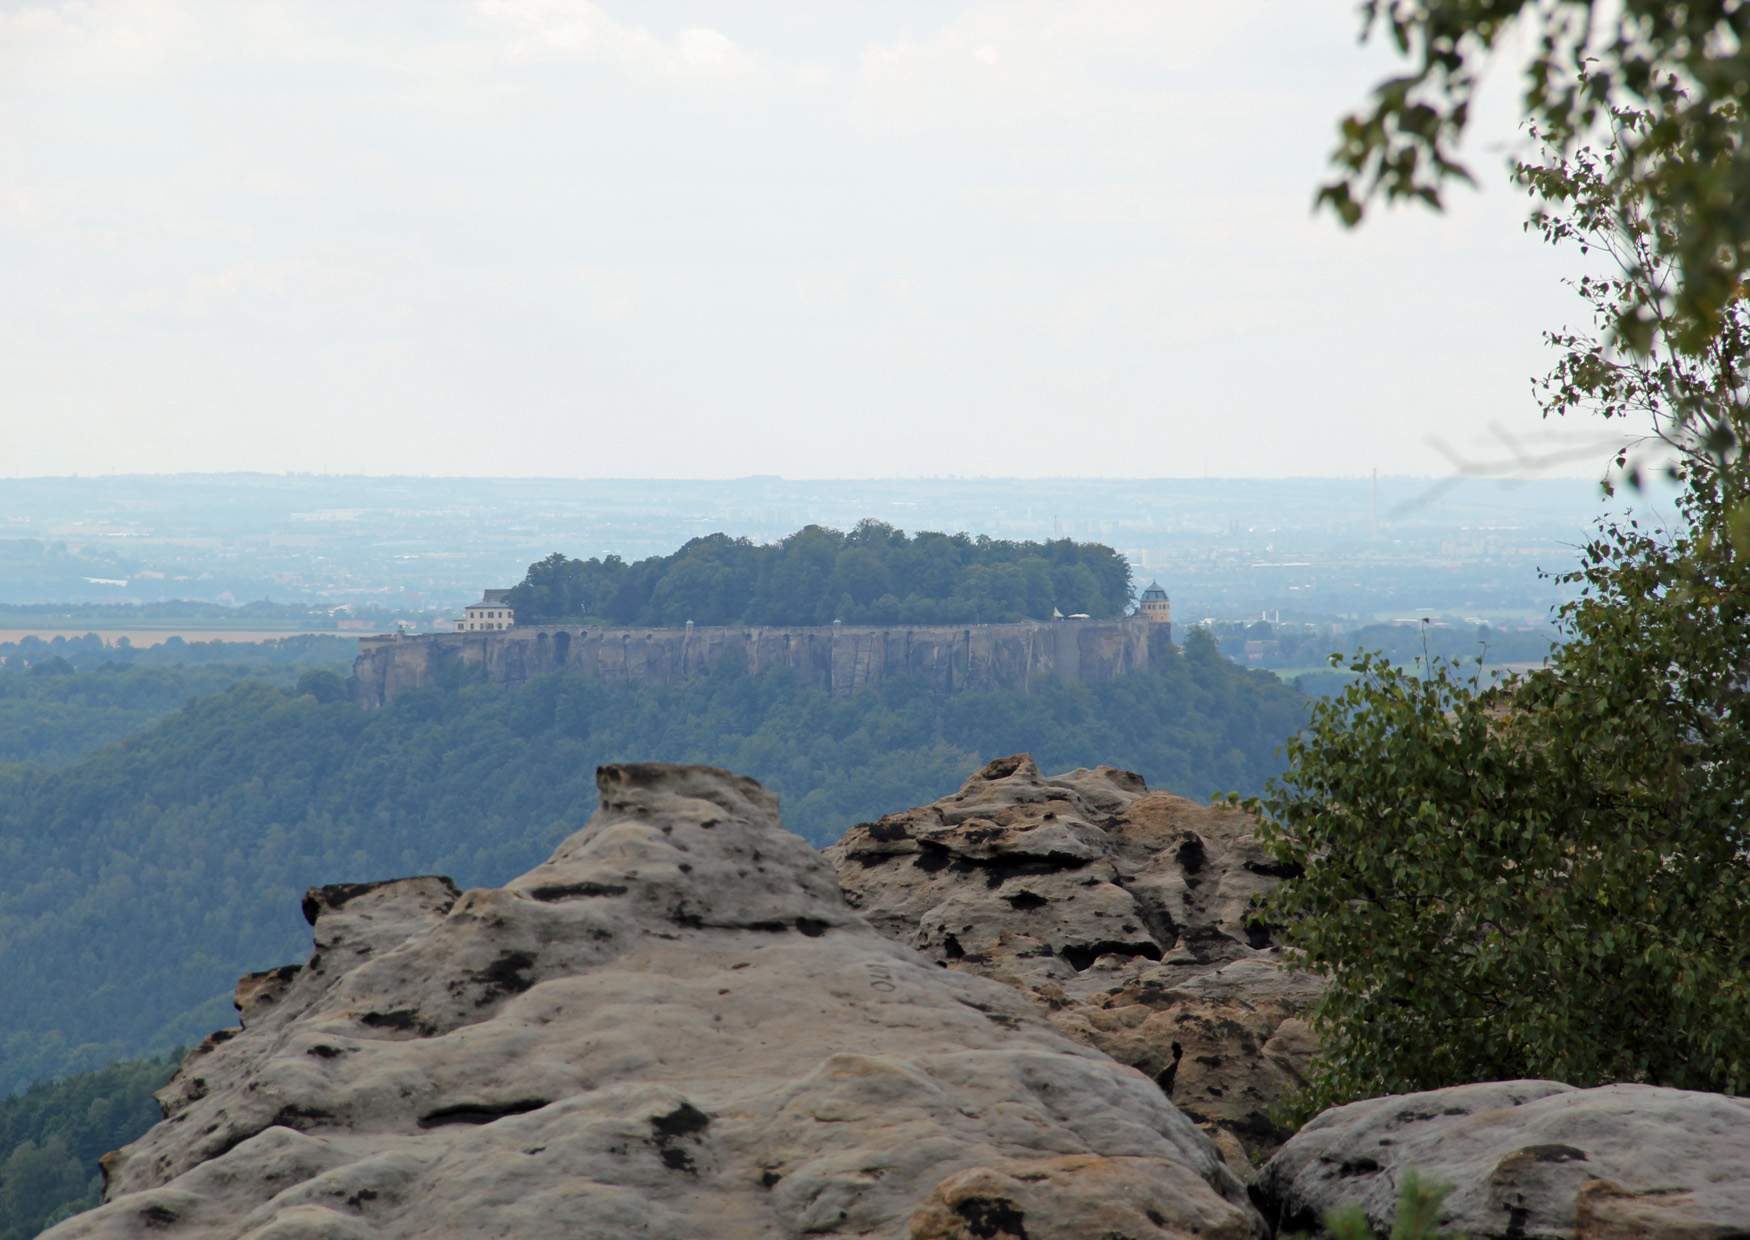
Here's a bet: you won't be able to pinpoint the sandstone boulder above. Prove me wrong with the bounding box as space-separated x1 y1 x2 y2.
49 763 1262 1240
1253 1079 1750 1238
825 754 1320 1171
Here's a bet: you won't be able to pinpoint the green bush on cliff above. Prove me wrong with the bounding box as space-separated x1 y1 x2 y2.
1255 591 1750 1109
507 522 1133 626
1253 115 1750 1112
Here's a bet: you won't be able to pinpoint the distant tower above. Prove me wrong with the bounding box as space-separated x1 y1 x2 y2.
1138 580 1173 654
1139 581 1172 625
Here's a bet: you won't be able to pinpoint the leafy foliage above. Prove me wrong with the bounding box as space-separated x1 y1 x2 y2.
0 629 1303 1096
1325 3 1747 356
1515 105 1750 471
507 522 1133 626
1254 602 1749 1108
1260 111 1750 1114
0 1051 177 1239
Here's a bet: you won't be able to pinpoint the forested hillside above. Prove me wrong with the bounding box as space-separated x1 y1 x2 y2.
0 662 342 768
0 636 353 768
0 1052 177 1239
508 522 1133 625
0 629 1302 1096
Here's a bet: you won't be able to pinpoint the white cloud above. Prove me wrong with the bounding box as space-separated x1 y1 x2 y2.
0 186 36 220
0 0 196 75
472 0 757 81
0 0 761 92
0 1 1590 477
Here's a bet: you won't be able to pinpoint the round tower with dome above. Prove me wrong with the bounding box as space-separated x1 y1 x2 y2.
1138 581 1172 651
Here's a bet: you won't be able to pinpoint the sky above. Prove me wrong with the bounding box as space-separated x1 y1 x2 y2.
0 1 1622 479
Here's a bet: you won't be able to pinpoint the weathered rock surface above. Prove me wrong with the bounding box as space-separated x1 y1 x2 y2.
825 754 1320 1172
50 763 1262 1240
351 616 1160 707
1253 1079 1750 1238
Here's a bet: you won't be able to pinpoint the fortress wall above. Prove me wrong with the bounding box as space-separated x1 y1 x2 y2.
351 618 1157 709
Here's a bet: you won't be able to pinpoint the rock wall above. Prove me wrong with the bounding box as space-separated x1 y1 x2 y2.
351 617 1160 708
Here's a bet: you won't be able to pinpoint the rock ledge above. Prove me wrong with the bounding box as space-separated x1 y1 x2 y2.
51 762 1261 1240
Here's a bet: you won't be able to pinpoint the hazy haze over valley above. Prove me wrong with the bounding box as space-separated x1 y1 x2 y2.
1 472 1652 624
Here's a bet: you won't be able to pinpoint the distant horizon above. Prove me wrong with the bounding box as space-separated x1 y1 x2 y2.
0 468 1624 627
1 469 1614 484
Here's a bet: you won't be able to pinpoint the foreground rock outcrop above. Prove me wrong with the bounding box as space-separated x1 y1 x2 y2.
1254 1079 1750 1238
825 755 1320 1172
50 763 1262 1239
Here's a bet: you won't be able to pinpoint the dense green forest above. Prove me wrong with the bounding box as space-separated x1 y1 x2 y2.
0 662 343 768
0 636 353 768
0 1052 177 1239
508 522 1134 626
0 629 1302 1097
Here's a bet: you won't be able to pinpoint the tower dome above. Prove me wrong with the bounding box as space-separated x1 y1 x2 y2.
1139 581 1171 624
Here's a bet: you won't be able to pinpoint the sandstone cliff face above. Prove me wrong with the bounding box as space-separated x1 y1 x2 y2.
350 618 1157 708
824 755 1321 1174
1254 1080 1750 1238
50 763 1263 1240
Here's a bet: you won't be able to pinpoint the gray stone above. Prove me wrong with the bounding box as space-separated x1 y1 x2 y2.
50 763 1261 1240
1253 1079 1750 1238
825 754 1321 1172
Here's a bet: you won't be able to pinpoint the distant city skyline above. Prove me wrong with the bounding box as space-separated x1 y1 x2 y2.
4 2 1622 479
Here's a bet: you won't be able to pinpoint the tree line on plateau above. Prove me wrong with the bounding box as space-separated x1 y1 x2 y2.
507 523 1134 627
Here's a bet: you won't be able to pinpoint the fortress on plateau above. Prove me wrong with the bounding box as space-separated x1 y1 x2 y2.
349 584 1174 709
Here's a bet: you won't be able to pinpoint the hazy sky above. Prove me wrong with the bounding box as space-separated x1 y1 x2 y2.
2 2 1616 479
